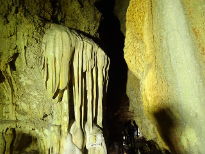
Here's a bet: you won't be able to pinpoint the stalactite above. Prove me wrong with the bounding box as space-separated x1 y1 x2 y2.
82 77 85 130
93 65 97 121
86 43 93 132
42 23 109 154
97 48 104 128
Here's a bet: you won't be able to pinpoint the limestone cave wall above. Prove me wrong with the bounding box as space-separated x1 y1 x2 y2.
0 0 106 153
2 0 205 153
124 0 205 153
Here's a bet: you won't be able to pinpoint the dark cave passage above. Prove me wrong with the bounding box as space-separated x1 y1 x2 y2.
95 1 170 154
95 0 129 149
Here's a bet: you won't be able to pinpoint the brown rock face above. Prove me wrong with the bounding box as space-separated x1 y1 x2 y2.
124 0 205 153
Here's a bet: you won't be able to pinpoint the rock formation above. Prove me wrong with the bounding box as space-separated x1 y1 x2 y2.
0 22 109 153
124 0 205 153
0 0 109 153
2 0 205 153
42 23 109 153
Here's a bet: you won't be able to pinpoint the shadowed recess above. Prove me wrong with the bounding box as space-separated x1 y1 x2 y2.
95 0 128 147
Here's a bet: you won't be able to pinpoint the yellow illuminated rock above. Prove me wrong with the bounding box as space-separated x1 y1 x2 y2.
0 1 107 153
125 0 205 153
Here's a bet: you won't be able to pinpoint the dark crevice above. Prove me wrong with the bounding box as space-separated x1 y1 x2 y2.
0 52 5 83
77 0 84 8
10 128 16 153
41 113 48 120
9 53 19 71
0 70 5 83
2 131 6 154
69 62 76 122
50 0 62 24
95 0 128 149
13 132 38 153
74 29 105 51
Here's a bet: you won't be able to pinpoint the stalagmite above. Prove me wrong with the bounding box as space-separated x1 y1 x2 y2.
93 65 97 120
41 23 110 154
85 123 107 154
71 41 84 150
82 78 85 130
64 133 82 154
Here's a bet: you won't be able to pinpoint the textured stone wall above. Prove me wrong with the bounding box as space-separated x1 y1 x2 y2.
124 0 205 153
0 0 103 153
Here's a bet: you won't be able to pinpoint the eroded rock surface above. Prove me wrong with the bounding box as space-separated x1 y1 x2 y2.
124 0 205 153
0 0 107 153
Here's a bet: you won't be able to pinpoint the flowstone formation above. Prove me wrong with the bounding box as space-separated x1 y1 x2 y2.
0 0 107 153
124 0 205 153
0 22 109 153
41 23 109 154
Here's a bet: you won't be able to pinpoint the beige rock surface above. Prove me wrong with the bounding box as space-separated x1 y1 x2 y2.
124 0 205 153
41 23 109 153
